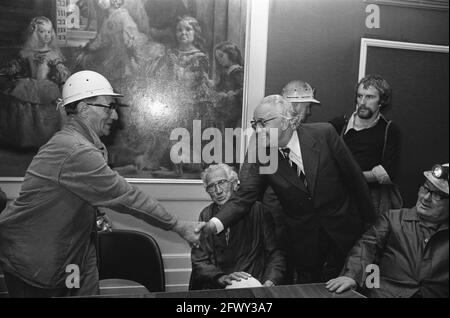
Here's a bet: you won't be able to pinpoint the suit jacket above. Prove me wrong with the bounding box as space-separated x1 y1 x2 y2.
214 123 377 266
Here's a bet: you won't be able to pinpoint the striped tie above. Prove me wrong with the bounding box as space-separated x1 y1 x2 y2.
280 148 308 189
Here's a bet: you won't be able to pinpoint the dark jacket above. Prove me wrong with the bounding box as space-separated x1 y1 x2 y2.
0 188 7 213
190 201 286 290
214 123 376 269
342 208 449 298
330 114 400 181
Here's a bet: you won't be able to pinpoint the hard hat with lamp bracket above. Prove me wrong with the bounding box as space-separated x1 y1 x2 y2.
424 163 449 195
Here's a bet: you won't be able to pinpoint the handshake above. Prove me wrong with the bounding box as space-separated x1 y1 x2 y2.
171 220 217 248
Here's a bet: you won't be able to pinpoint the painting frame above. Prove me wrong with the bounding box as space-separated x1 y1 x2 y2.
0 0 269 185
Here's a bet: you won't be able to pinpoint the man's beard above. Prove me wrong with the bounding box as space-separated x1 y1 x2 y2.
357 105 375 119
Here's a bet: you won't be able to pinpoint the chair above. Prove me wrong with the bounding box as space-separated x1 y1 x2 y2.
97 229 165 293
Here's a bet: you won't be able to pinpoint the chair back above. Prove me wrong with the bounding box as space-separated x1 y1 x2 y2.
98 229 165 292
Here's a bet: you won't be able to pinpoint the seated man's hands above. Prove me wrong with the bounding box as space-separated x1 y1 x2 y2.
325 276 357 294
217 272 253 287
263 280 275 287
173 220 206 247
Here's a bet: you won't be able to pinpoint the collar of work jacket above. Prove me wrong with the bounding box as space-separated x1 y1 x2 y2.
403 207 449 233
66 115 108 160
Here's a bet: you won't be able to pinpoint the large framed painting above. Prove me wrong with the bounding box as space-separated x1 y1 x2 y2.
0 0 268 182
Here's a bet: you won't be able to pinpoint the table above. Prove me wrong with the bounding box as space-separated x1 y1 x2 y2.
97 283 365 298
150 284 364 298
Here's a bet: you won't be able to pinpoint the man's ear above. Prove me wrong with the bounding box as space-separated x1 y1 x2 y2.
280 117 290 131
233 180 240 191
77 101 89 115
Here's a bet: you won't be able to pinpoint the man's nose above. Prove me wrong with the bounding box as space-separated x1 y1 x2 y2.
110 109 118 120
359 96 368 105
215 185 223 193
423 191 432 201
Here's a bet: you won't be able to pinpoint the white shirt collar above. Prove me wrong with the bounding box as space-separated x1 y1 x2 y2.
345 111 381 134
281 130 304 171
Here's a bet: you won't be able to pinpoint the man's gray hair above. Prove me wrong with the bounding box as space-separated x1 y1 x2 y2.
260 94 302 128
63 96 98 115
201 163 239 185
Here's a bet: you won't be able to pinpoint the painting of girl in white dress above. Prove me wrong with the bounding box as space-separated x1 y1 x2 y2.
0 16 70 152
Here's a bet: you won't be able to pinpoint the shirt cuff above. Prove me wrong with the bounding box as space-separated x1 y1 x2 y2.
210 217 224 234
372 165 393 185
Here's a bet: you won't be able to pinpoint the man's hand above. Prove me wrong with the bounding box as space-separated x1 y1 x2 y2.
263 280 275 287
172 220 206 246
197 220 217 237
96 213 113 232
325 276 357 294
217 272 252 287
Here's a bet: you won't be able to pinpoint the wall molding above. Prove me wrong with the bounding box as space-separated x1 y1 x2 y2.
365 0 449 11
359 38 449 80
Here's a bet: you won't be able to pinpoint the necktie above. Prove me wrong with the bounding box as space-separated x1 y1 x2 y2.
280 148 308 189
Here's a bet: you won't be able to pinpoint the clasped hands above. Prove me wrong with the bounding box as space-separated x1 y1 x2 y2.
172 220 219 248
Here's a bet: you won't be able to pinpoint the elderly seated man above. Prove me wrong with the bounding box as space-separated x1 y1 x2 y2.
327 163 449 298
190 163 286 290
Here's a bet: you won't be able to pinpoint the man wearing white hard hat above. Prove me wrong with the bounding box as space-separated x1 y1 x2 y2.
0 70 204 297
327 163 449 298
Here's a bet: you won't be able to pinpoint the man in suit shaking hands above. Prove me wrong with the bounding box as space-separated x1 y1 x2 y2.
200 95 377 284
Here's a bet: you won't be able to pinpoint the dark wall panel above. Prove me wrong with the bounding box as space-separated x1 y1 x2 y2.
366 48 449 205
266 0 449 206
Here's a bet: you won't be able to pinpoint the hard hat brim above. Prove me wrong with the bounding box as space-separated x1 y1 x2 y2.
60 92 124 108
286 97 321 104
106 92 124 97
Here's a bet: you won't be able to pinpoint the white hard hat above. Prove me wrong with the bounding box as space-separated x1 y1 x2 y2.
282 80 321 104
59 70 123 108
424 163 449 195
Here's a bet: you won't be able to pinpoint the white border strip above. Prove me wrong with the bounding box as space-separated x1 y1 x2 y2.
359 38 449 80
241 0 270 160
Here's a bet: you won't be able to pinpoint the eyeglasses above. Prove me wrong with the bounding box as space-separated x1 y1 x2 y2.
250 117 278 130
86 103 120 112
419 185 448 201
205 179 230 194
